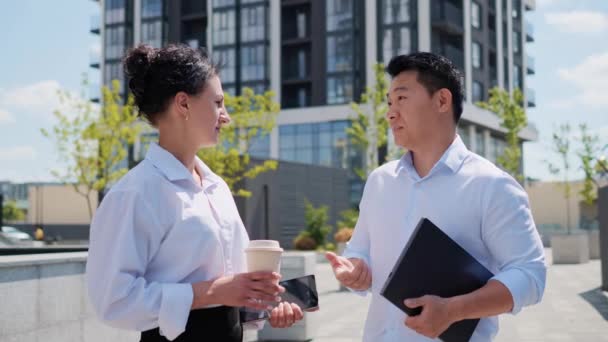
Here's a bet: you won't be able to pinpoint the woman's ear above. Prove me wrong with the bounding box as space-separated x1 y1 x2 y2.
173 91 190 119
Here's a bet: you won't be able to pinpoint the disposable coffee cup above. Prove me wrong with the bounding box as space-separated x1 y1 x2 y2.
245 240 283 273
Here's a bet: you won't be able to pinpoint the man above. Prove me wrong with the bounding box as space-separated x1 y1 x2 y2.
325 52 546 341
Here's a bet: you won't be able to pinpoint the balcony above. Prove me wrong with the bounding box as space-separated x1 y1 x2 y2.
526 88 535 107
527 55 535 75
434 43 464 70
90 14 100 35
89 48 100 69
90 83 101 103
431 0 464 35
524 0 536 11
526 20 534 42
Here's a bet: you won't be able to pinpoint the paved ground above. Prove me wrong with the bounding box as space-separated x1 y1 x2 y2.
250 248 608 341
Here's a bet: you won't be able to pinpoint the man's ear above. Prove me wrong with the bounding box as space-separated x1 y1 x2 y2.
436 88 453 115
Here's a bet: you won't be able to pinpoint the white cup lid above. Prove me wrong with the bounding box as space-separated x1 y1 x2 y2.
246 240 283 252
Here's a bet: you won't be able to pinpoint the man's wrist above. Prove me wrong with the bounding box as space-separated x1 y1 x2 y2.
446 296 465 323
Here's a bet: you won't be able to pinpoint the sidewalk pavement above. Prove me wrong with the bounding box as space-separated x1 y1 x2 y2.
251 248 608 341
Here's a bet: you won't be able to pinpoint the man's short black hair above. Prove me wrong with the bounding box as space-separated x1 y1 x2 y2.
386 52 464 123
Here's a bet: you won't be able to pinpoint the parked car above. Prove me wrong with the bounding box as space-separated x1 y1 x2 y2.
0 226 33 242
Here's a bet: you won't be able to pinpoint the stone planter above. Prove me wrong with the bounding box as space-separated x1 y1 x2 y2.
316 251 328 263
551 231 590 264
258 251 319 341
589 229 601 260
337 242 347 256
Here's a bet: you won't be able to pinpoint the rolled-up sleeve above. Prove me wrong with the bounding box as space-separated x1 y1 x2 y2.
482 175 547 315
85 190 193 340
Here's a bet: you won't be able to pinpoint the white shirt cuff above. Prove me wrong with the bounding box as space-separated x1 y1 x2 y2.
490 268 531 315
158 283 194 340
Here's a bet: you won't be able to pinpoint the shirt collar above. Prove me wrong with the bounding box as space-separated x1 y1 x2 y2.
395 134 469 178
145 143 221 187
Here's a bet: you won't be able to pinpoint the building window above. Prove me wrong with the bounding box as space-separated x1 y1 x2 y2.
326 0 355 104
105 0 126 24
248 130 271 159
472 42 482 69
512 0 520 19
182 20 206 48
327 0 353 31
513 64 522 90
142 21 163 48
513 31 520 54
142 0 163 18
472 81 484 103
213 10 236 45
213 49 236 83
241 5 266 42
327 75 353 105
104 61 124 91
279 121 351 169
382 27 412 63
297 11 307 38
241 45 266 82
327 35 353 72
471 1 481 29
213 0 235 7
382 0 412 24
104 26 125 60
379 0 416 63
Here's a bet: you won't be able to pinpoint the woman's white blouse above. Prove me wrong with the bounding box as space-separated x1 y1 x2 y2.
86 143 250 340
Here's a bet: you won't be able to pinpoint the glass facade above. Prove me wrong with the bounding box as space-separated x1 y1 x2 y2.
212 1 269 96
378 0 416 63
472 41 482 69
472 81 484 102
279 120 364 206
141 0 166 48
103 0 131 92
471 1 481 29
326 0 356 105
248 129 271 159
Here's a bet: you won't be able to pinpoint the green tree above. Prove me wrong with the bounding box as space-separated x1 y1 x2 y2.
336 208 359 229
299 199 332 249
2 200 25 222
347 62 390 179
476 87 527 181
42 77 141 219
546 123 573 233
197 88 280 197
577 124 601 205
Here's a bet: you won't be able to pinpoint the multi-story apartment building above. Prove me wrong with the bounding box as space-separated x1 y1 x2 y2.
90 0 538 205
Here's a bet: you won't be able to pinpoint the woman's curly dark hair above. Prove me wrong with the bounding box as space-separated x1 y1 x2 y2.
123 44 219 125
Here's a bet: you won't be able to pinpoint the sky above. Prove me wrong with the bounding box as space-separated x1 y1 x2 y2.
0 0 607 183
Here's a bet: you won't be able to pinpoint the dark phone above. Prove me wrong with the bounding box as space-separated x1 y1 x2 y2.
279 274 319 311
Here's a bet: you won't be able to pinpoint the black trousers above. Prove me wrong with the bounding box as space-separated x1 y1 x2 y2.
140 306 243 342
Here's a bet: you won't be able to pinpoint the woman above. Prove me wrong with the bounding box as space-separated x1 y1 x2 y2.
86 44 303 342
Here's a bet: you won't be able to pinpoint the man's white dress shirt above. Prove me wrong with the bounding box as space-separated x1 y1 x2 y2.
343 135 546 342
86 143 250 340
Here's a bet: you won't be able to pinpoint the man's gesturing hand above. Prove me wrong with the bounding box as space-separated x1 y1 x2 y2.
325 252 371 291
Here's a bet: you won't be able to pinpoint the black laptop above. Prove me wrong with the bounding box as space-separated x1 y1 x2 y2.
380 218 494 342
